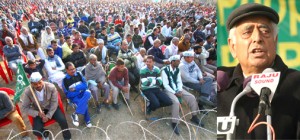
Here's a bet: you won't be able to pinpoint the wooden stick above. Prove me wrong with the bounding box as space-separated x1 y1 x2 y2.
29 85 43 113
180 102 198 140
120 91 133 116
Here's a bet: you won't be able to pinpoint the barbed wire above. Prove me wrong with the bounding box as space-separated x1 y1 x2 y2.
4 108 216 140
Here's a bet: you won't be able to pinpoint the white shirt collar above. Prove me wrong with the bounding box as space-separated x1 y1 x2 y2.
34 86 45 102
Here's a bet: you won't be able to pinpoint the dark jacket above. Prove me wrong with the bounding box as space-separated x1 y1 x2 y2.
0 92 14 119
23 59 45 78
147 46 165 64
217 55 300 139
3 45 21 62
78 25 89 34
69 50 86 68
132 34 143 48
144 33 157 51
97 33 108 45
28 20 41 31
0 30 15 44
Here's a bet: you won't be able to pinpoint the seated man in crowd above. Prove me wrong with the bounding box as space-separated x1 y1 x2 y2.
41 26 55 49
56 21 67 38
179 51 215 107
140 55 172 114
107 26 122 56
147 39 170 68
45 48 66 90
57 34 65 46
97 27 108 45
18 27 46 60
22 72 72 139
64 23 75 37
164 37 179 59
62 62 92 127
23 59 46 79
0 91 30 140
156 26 166 45
125 34 137 53
61 36 73 63
193 42 215 79
69 43 87 71
92 39 108 65
94 22 102 36
117 40 139 92
77 20 90 40
49 40 63 59
85 54 110 112
86 30 98 52
161 21 173 45
144 27 159 51
28 14 41 38
203 35 216 65
135 48 146 70
161 55 201 135
108 58 130 110
1 19 16 36
132 27 143 51
3 37 23 73
178 34 191 53
0 24 15 46
72 31 86 50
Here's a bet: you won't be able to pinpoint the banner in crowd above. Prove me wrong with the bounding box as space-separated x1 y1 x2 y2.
217 0 300 70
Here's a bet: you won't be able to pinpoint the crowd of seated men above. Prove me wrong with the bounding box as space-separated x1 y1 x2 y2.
0 0 216 138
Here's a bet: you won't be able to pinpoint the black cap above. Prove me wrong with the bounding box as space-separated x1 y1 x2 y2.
195 38 203 43
193 45 202 50
226 3 279 31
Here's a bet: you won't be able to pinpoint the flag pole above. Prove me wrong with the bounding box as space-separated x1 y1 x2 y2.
15 62 43 113
29 85 43 112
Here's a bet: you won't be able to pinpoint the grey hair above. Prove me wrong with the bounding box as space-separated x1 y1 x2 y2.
228 21 278 44
154 39 161 44
89 54 97 60
21 27 28 32
140 47 146 52
171 37 179 43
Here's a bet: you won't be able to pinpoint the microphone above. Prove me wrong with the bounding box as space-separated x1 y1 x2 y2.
250 68 280 114
217 80 253 140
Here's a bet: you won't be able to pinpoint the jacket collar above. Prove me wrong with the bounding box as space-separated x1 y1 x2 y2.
226 55 288 90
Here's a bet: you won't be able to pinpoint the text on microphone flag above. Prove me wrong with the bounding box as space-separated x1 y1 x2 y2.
250 72 280 103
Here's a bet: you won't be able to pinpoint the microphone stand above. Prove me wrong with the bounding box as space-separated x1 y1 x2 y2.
259 87 272 140
265 98 272 140
226 83 252 139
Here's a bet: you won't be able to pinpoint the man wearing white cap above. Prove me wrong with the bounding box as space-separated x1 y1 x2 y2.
22 72 71 140
161 55 202 135
91 39 108 65
179 51 215 107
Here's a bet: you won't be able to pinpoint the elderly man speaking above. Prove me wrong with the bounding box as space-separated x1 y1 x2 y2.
217 3 300 139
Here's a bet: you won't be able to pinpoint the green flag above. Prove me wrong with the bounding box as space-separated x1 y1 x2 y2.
13 62 30 104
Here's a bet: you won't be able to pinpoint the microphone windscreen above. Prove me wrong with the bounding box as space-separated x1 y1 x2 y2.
262 68 275 73
217 70 229 92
